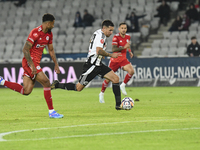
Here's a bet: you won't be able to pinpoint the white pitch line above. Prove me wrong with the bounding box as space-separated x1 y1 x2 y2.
0 118 195 142
4 127 200 142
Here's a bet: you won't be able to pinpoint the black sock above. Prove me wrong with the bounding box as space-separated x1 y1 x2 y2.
57 83 76 91
112 83 121 106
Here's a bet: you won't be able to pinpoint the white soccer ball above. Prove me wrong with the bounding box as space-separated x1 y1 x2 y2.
121 97 134 110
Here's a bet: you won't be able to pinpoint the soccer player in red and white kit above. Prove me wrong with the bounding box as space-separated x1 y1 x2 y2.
99 22 134 103
0 13 63 118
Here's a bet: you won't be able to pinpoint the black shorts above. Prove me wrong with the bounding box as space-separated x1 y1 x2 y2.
78 62 111 86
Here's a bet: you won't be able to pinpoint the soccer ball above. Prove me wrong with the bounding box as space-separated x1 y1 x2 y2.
121 97 134 110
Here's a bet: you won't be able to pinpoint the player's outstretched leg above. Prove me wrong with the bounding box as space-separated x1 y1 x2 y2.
51 80 59 90
0 76 24 94
51 80 77 91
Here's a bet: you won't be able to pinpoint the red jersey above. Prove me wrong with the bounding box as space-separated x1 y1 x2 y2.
110 33 131 62
25 25 53 64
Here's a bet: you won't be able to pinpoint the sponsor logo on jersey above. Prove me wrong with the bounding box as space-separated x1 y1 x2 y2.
36 44 46 48
100 39 104 44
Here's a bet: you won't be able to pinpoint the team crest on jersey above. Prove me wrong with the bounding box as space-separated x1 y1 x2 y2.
36 66 41 70
100 39 104 44
46 36 49 41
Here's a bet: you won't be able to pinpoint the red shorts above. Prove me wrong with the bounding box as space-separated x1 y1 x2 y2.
108 59 131 72
22 57 42 80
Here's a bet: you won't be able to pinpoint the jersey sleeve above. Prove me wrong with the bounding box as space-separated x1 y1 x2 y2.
27 29 39 45
49 32 53 44
112 35 118 46
95 33 104 48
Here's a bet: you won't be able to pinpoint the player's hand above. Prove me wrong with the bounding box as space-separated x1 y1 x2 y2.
111 53 122 58
54 65 60 74
124 42 131 49
30 65 37 75
129 52 134 58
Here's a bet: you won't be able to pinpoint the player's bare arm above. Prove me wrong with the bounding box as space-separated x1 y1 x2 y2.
129 51 134 58
96 47 120 58
112 45 125 52
112 42 130 52
23 41 37 74
48 44 60 74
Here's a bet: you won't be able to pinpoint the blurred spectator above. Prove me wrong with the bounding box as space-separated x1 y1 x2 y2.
187 36 200 57
14 0 27 7
73 11 82 27
168 15 182 32
178 13 190 31
154 0 170 26
186 3 199 22
125 11 146 32
82 9 95 27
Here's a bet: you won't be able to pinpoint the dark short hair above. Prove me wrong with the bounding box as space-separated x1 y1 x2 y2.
191 36 196 40
119 22 127 27
101 20 114 28
42 13 55 22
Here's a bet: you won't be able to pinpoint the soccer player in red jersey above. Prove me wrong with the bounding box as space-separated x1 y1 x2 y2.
0 13 63 118
99 22 134 103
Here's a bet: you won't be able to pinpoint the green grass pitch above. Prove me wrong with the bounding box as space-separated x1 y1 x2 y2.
0 87 200 150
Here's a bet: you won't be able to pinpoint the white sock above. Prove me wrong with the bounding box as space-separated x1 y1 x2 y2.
49 109 55 113
121 82 126 87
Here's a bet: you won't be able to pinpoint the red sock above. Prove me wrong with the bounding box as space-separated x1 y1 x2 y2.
44 87 54 110
4 81 24 95
123 73 133 84
101 80 109 93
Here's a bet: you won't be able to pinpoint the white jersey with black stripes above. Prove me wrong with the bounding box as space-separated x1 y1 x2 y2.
87 29 107 66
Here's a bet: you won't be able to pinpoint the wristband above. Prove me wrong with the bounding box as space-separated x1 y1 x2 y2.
128 49 131 52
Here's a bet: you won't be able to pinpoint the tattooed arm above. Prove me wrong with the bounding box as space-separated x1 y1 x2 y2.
22 41 37 75
112 42 131 52
96 47 120 58
48 44 60 74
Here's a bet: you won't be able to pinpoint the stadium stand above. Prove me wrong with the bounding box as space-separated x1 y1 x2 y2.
2 0 196 61
0 0 161 62
139 0 200 58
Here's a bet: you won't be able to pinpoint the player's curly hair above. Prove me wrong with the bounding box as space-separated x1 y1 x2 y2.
101 20 114 28
42 13 55 22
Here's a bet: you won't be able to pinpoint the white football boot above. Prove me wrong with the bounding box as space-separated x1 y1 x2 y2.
99 92 105 103
120 83 127 96
0 76 5 85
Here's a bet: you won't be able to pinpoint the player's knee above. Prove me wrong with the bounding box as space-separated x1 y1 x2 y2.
129 69 134 75
112 75 119 83
43 80 51 87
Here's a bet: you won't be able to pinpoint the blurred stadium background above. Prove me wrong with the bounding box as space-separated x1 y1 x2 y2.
1 0 200 87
